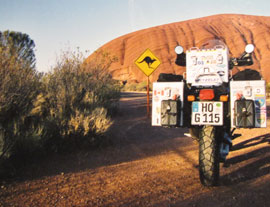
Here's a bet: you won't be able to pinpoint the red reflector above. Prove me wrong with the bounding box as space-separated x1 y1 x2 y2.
199 89 215 100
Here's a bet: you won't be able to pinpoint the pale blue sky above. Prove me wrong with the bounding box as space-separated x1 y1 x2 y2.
1 0 270 72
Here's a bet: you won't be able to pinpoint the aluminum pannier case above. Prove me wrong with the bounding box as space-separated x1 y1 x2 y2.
230 80 267 128
152 82 184 126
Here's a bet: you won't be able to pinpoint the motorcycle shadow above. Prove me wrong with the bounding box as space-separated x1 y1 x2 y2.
231 133 270 151
220 133 270 186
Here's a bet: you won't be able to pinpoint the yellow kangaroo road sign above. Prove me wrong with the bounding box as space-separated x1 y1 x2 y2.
135 49 161 77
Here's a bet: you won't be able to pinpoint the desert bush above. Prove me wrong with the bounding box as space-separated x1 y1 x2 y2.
30 49 121 152
0 29 121 161
136 81 152 91
122 82 137 91
266 82 270 98
122 81 152 92
84 49 121 115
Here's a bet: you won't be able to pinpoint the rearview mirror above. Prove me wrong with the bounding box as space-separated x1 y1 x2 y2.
245 44 254 54
175 45 184 54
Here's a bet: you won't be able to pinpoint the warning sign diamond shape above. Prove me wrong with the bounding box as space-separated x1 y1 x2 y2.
135 49 161 77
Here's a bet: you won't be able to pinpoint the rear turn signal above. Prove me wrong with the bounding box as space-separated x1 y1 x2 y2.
199 89 215 100
220 95 228 102
187 95 195 102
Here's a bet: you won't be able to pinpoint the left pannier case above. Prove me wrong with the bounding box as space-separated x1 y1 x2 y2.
152 82 184 127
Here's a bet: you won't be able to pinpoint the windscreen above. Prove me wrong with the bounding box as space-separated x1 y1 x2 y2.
186 39 229 86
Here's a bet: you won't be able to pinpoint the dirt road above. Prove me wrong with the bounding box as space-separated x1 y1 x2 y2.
1 92 270 207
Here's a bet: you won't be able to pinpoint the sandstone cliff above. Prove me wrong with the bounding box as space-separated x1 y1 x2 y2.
86 14 270 82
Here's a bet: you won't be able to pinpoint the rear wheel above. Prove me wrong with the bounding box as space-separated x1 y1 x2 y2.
199 125 220 186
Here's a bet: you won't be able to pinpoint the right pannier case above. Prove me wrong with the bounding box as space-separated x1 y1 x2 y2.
230 80 267 128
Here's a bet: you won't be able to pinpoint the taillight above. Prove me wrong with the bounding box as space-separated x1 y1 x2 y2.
220 95 228 102
199 89 215 100
187 95 195 101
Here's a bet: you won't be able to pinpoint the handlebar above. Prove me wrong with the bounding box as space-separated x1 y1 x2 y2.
229 53 253 69
175 53 186 66
175 45 254 69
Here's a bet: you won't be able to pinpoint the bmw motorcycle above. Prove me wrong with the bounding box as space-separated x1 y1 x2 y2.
152 39 267 186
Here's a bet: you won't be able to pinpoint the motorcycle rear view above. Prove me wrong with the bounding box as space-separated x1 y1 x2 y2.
151 39 267 186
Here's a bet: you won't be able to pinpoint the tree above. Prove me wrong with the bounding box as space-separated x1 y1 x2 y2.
0 30 36 69
0 30 40 158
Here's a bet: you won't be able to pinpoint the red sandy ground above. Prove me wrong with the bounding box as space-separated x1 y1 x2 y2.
0 93 269 207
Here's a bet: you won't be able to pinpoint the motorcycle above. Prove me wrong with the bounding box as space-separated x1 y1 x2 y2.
152 39 267 186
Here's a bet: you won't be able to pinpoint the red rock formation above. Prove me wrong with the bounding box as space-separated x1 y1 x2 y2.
86 14 270 82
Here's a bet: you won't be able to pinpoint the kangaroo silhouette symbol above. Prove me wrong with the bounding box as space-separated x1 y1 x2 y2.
138 56 156 69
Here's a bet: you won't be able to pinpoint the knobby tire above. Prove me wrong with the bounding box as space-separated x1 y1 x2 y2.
199 125 220 186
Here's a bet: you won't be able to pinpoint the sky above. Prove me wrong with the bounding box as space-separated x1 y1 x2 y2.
1 0 270 72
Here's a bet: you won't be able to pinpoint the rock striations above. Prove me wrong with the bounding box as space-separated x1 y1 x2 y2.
86 14 270 82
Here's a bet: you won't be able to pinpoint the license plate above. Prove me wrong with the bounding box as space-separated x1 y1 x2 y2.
192 102 223 125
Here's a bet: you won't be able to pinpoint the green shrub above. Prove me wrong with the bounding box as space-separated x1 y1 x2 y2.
30 49 121 152
122 83 137 91
122 81 152 92
266 82 270 98
136 81 153 91
0 30 121 161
